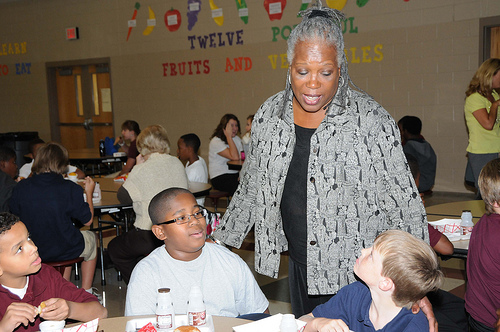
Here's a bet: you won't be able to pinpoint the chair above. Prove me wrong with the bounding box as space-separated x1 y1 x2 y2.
206 190 231 212
46 257 84 277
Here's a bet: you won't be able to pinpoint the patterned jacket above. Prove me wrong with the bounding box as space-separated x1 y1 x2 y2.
213 88 428 295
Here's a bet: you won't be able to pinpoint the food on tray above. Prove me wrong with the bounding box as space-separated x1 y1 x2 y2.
174 326 201 332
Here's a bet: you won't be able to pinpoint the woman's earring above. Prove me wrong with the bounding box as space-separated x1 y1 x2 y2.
339 76 344 86
287 74 291 86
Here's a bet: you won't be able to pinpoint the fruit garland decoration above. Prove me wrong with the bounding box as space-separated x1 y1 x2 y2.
126 2 140 41
142 6 156 36
209 0 224 26
235 0 248 24
187 0 202 31
263 0 286 21
165 7 182 32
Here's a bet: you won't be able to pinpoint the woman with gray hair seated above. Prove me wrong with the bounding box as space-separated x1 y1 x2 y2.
108 125 188 284
213 0 435 327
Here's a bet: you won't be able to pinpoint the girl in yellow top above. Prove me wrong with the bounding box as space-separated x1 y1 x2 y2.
465 58 500 195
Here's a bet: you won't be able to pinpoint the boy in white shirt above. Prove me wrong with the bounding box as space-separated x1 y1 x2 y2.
177 134 208 206
125 187 269 318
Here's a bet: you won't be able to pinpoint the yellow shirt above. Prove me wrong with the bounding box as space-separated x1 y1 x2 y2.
465 90 500 153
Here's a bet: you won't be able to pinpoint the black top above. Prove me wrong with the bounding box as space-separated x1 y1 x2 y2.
281 124 315 266
9 173 90 261
0 170 16 212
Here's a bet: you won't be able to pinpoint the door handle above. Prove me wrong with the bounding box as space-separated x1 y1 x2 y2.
83 118 92 130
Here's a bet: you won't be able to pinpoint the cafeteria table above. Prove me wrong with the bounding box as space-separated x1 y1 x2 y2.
68 148 127 176
425 200 486 259
92 177 212 197
70 315 251 332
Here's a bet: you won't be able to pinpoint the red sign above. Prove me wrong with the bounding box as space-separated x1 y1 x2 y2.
66 27 79 40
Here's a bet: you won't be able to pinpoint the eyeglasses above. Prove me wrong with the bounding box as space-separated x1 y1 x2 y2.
157 208 208 226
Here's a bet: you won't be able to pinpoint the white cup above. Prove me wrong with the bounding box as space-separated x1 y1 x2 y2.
39 320 65 332
67 173 77 182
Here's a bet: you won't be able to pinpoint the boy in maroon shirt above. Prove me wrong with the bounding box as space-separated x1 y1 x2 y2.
0 213 107 332
466 158 500 331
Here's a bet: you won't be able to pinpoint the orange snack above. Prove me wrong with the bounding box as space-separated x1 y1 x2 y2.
173 326 200 332
37 302 46 315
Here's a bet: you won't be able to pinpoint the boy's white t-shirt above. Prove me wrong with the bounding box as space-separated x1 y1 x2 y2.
2 276 29 299
125 243 269 317
186 156 208 206
208 136 242 179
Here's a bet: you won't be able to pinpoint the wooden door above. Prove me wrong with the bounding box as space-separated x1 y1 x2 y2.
55 64 114 150
491 26 500 58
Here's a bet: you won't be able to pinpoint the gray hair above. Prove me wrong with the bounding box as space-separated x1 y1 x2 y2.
287 0 346 66
283 0 367 113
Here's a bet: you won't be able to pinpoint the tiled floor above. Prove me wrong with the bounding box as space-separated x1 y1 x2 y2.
74 190 476 318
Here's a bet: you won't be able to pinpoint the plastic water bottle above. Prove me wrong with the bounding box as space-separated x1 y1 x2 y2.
93 182 101 201
280 314 297 332
461 210 474 235
187 286 206 326
156 288 174 330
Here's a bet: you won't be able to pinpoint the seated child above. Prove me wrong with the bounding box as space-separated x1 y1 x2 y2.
0 213 107 332
116 120 141 176
125 187 269 317
398 116 437 193
405 153 467 332
9 142 98 294
405 153 454 255
241 114 254 157
465 158 500 331
300 229 443 332
177 133 208 206
0 147 18 213
18 139 84 180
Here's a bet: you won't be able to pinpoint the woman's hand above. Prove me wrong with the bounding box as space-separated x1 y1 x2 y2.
472 100 499 130
412 296 438 332
114 136 123 146
223 122 233 139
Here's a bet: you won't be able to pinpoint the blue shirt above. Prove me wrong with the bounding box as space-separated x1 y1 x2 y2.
312 282 428 332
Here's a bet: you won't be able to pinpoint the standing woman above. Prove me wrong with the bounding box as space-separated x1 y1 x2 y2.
213 1 432 323
116 120 141 176
464 58 500 196
208 114 242 195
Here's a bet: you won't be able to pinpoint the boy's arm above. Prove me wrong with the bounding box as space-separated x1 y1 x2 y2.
0 303 37 332
299 313 350 332
40 298 107 322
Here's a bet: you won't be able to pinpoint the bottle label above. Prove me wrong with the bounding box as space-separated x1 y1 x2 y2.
157 314 173 329
462 226 473 235
188 311 206 326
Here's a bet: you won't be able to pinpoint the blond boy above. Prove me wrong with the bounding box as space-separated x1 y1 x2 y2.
301 230 443 332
